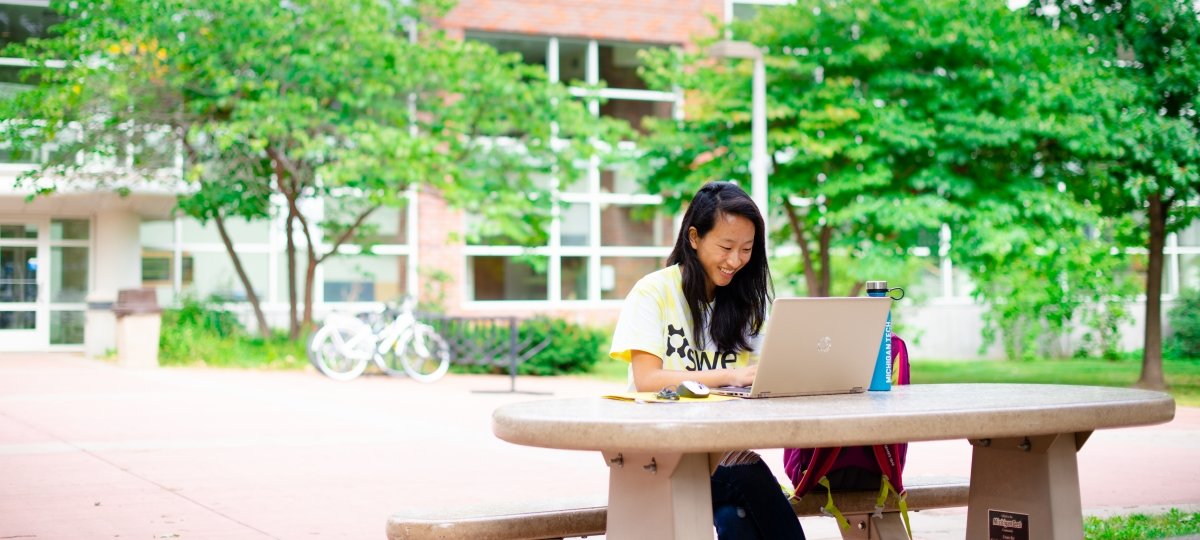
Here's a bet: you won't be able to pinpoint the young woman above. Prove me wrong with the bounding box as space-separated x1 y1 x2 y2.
609 181 806 539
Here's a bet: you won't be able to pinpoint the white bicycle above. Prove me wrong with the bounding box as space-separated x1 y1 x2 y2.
307 296 451 382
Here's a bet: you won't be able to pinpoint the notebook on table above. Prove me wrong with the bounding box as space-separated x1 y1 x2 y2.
712 297 891 398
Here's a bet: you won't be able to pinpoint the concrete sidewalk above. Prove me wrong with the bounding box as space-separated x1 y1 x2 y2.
0 353 1196 539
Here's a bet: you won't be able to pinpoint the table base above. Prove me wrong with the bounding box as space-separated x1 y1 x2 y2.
602 451 714 539
965 432 1091 539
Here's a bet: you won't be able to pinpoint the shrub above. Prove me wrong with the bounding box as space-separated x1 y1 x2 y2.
167 294 243 337
1165 289 1200 360
441 315 609 376
159 295 243 365
159 295 306 369
516 317 609 376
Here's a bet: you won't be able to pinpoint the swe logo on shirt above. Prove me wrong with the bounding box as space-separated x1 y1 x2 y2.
665 324 738 371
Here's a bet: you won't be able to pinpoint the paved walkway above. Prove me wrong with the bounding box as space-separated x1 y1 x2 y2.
0 353 1197 539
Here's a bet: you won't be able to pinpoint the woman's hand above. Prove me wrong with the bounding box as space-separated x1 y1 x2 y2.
723 364 757 388
629 350 757 391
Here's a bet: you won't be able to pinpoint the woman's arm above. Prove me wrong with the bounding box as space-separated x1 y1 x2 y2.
629 350 757 391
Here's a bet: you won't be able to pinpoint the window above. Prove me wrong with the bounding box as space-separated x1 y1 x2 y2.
560 170 591 194
470 256 548 301
0 224 36 239
1179 221 1200 247
600 167 648 195
46 219 89 345
561 256 588 300
559 40 587 83
731 1 790 23
50 310 84 345
560 202 591 247
0 244 37 302
598 43 658 90
51 219 89 240
358 205 409 245
600 98 674 134
1181 254 1199 295
0 311 34 330
180 217 269 244
465 32 549 69
322 254 407 303
601 256 665 300
141 250 194 285
188 251 268 302
0 137 38 163
600 205 674 247
0 3 63 48
50 247 87 302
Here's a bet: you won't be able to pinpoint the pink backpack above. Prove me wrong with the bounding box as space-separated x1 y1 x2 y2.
783 334 911 534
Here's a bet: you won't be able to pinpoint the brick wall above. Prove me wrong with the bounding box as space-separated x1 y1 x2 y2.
415 188 466 313
422 0 712 325
443 0 725 45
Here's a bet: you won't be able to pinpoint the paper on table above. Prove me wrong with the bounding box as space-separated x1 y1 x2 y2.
602 392 739 404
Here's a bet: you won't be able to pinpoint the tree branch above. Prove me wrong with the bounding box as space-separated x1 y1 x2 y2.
781 197 820 296
316 205 381 265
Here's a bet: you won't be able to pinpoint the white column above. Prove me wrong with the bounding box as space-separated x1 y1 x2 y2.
547 37 562 303
85 210 143 357
750 56 768 223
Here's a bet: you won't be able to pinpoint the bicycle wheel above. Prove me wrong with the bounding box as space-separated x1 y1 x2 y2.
395 324 451 383
307 317 373 381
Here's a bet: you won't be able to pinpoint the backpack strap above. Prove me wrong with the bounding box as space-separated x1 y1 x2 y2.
872 443 906 494
785 446 842 500
817 476 851 530
891 334 910 385
873 474 913 538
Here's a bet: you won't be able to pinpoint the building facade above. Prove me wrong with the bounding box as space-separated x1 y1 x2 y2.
1 0 1197 358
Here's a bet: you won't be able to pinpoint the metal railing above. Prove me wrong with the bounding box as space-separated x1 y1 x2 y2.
422 314 552 393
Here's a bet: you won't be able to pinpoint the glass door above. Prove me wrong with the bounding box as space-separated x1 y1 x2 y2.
0 221 45 349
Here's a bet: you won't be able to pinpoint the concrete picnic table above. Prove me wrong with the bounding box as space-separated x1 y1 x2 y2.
492 383 1175 540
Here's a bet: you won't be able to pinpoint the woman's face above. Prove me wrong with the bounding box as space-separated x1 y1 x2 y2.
689 212 756 298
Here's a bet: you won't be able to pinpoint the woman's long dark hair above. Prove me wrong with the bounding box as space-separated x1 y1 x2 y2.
667 182 772 353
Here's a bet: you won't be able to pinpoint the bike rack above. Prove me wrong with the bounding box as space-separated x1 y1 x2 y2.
423 315 553 394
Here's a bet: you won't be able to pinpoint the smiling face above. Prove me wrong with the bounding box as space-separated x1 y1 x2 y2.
688 211 757 299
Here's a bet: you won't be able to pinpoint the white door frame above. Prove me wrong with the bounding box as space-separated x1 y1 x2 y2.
0 216 49 350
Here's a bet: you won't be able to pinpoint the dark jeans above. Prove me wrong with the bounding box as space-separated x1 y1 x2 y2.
711 459 807 540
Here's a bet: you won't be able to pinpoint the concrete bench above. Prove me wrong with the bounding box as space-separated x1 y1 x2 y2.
386 476 968 540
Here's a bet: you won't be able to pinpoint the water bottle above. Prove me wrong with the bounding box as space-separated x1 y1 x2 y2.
866 281 893 391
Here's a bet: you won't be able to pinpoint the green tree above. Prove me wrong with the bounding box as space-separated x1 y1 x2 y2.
954 190 1141 360
637 0 1116 346
1 0 623 338
1028 0 1200 388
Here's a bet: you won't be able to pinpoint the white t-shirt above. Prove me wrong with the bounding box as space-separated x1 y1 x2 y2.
609 265 761 386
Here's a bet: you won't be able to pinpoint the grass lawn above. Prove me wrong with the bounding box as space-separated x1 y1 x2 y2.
912 358 1200 407
1086 509 1200 539
586 357 1200 406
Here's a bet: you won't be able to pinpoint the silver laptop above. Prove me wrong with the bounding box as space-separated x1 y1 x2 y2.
712 297 892 398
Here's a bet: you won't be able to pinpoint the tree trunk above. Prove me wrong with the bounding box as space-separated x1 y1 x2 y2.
300 206 381 334
303 243 317 334
817 225 833 297
214 213 271 339
1138 193 1168 390
782 199 820 296
285 207 299 340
